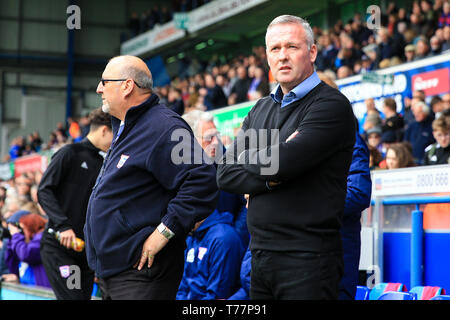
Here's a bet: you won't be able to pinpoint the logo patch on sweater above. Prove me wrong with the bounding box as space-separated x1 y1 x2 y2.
117 154 129 169
59 265 71 278
198 247 208 260
186 248 195 263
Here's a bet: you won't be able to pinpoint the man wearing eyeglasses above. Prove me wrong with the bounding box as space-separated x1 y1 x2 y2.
85 55 218 300
176 110 247 300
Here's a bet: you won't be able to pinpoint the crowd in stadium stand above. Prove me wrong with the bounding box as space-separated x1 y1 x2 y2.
125 0 213 40
1 0 450 298
4 114 92 163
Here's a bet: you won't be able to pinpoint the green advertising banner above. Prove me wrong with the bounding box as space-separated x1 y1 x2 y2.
0 162 14 180
210 101 255 140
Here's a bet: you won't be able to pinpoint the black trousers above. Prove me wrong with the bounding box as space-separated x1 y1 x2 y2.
250 250 344 300
97 241 185 300
40 238 94 300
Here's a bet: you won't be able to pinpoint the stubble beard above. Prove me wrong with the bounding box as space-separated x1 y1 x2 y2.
102 101 110 114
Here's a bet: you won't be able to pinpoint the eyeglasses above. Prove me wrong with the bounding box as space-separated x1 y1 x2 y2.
200 132 220 142
100 78 143 88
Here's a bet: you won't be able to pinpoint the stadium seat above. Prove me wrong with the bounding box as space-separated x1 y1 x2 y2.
430 295 450 300
378 292 417 300
369 282 408 300
410 286 446 300
355 286 370 300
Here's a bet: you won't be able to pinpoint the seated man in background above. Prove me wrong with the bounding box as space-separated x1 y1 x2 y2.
177 110 246 300
182 110 249 248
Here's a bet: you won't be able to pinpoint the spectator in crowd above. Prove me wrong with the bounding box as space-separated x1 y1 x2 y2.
316 31 338 70
55 122 67 139
381 98 405 143
15 175 33 203
350 17 372 49
335 35 362 69
410 12 425 37
215 74 230 98
359 54 374 73
414 36 431 60
68 117 82 143
404 44 417 61
442 25 450 51
229 66 251 105
38 108 113 300
404 90 426 129
247 67 270 101
201 74 227 110
423 114 450 165
2 210 51 288
429 35 443 55
359 98 384 135
385 142 415 169
337 65 353 79
438 1 450 28
421 0 438 36
8 137 24 161
375 28 395 67
128 12 140 37
442 93 450 110
160 5 172 24
366 127 384 156
430 95 444 119
368 145 383 170
363 111 383 138
79 113 91 139
404 100 435 164
167 87 185 116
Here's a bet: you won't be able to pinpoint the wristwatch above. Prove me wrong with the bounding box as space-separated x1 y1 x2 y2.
157 223 175 240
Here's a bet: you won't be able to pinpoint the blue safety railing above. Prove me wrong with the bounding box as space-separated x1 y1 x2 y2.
371 196 450 289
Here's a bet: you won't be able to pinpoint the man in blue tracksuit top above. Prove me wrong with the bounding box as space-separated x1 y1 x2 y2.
176 210 245 300
228 246 252 300
339 128 372 300
84 56 219 300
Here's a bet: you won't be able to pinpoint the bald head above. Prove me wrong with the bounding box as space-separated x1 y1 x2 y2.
108 55 153 90
97 55 153 121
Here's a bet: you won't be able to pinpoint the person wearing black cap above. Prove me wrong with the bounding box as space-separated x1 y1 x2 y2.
37 108 113 300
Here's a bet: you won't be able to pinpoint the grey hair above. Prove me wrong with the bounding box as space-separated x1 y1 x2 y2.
415 101 430 115
182 110 214 137
266 15 314 49
120 66 153 90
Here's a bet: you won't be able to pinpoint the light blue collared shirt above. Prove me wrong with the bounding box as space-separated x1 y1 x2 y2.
270 71 321 108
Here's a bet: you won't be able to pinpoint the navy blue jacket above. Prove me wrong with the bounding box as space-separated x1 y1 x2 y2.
176 210 245 300
84 95 219 278
216 191 249 248
339 131 372 300
343 132 372 226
